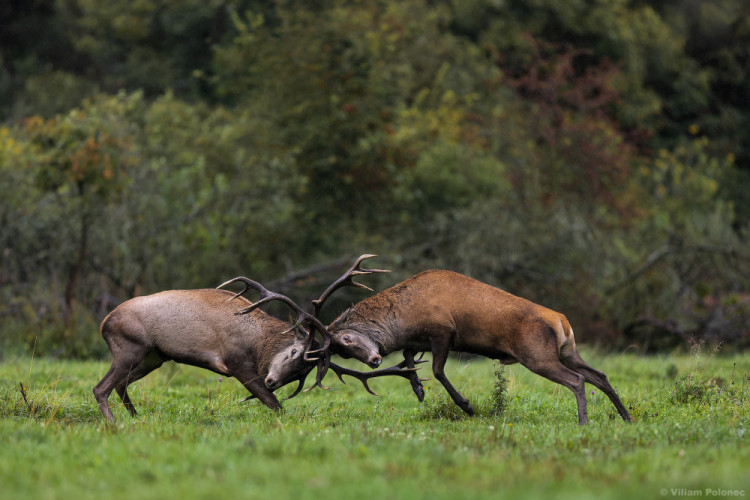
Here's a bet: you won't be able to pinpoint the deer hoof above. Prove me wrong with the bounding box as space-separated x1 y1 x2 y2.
459 401 475 417
413 386 425 402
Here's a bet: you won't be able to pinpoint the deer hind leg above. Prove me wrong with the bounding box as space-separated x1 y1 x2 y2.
93 342 151 421
521 357 588 425
513 322 588 423
114 350 165 417
561 350 635 422
430 336 475 416
93 363 118 421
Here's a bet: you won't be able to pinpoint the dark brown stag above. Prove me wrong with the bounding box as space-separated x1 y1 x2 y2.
320 268 635 425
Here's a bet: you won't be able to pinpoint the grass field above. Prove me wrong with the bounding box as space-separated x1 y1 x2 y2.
1 348 748 500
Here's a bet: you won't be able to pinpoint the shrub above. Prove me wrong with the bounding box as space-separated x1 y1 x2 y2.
489 362 509 416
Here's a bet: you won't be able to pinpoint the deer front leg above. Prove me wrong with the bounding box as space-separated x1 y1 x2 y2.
403 350 426 402
430 337 474 416
229 363 282 411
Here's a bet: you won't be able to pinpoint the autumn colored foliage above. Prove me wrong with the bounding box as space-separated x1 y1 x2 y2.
1 0 748 356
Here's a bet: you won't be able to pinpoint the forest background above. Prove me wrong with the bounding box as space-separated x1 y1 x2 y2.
1 0 749 359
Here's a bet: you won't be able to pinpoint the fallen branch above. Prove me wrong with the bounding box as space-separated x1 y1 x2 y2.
606 243 750 296
268 255 354 292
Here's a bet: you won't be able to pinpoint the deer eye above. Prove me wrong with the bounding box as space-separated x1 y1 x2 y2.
291 349 297 356
342 335 352 345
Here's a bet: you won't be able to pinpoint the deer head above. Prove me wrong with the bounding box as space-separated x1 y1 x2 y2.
218 255 416 395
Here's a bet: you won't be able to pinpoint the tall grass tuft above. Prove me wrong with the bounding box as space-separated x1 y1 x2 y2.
671 340 748 405
489 361 509 416
418 394 469 421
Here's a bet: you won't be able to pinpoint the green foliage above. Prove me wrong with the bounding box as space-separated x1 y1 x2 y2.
1 0 749 355
669 341 746 405
671 375 738 405
603 139 750 350
418 394 471 421
211 1 503 235
0 90 306 356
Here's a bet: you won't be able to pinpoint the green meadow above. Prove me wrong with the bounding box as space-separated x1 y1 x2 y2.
1 349 747 500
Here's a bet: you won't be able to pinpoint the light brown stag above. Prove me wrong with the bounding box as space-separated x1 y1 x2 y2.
93 288 315 420
93 259 415 421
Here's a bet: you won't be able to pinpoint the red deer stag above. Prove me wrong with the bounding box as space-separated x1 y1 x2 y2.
93 288 314 420
319 268 635 425
94 260 416 421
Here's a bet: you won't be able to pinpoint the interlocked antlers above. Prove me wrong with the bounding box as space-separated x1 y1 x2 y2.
311 253 390 317
216 276 331 361
218 254 419 398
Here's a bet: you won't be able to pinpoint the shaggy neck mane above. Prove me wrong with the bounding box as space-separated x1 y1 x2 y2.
336 294 400 351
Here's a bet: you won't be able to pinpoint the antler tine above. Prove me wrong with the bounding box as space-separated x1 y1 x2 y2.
303 356 332 393
304 328 332 358
299 254 390 395
219 278 335 391
219 277 332 340
398 352 429 367
326 361 420 397
329 363 379 396
217 277 286 310
311 254 390 317
283 373 310 401
218 276 297 311
396 351 430 401
279 315 307 336
234 278 303 315
217 276 257 302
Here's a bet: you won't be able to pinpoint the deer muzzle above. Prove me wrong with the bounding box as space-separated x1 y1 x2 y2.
368 355 382 368
265 375 280 390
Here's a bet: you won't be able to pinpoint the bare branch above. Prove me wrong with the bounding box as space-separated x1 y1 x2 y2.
606 243 749 296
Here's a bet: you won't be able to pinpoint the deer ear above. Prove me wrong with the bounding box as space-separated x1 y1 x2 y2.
332 307 353 327
346 306 355 320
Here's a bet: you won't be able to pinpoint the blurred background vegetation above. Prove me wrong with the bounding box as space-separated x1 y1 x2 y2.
1 0 748 358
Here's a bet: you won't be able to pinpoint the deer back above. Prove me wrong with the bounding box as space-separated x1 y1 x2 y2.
331 270 573 356
101 288 298 376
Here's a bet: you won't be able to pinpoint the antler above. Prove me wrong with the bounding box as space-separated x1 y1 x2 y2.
328 358 429 397
302 355 332 393
219 255 390 396
311 254 390 317
238 357 428 400
300 254 390 388
216 276 332 359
